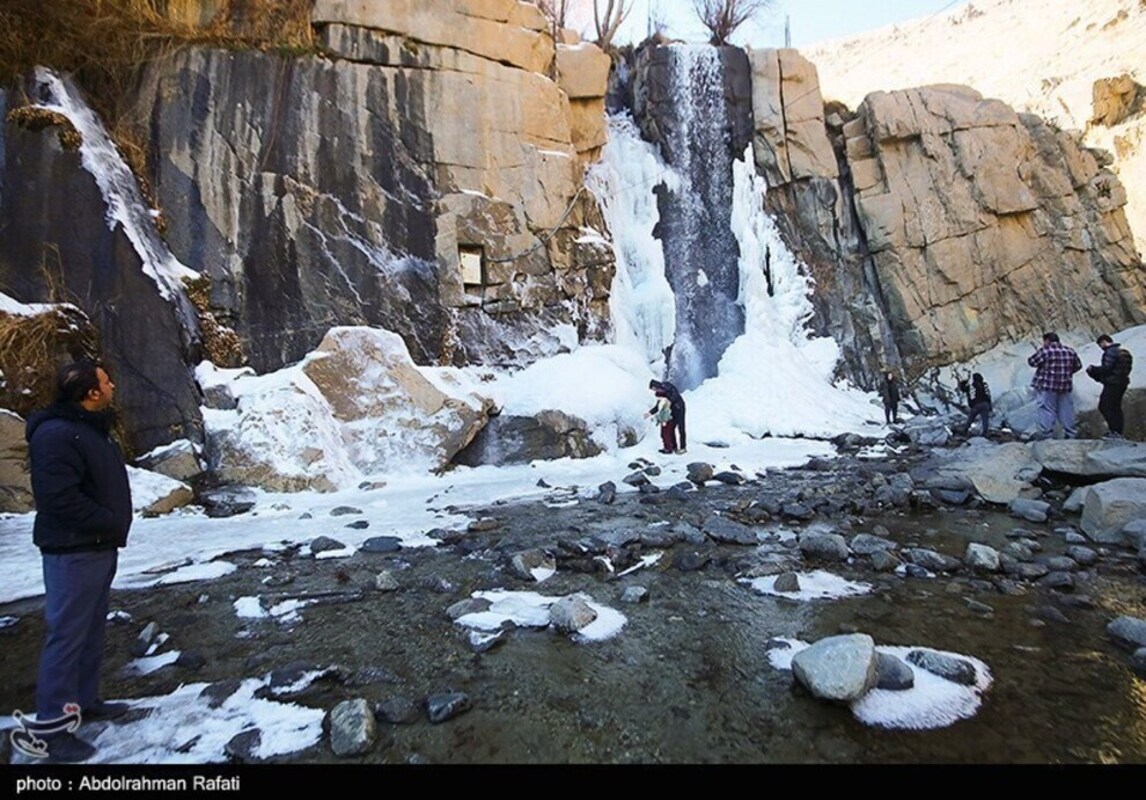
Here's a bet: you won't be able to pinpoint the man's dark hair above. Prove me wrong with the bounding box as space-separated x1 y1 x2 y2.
1096 334 1113 346
55 360 102 404
1042 332 1060 344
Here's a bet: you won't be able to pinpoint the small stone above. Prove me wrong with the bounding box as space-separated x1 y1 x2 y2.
224 729 263 763
620 586 649 604
330 506 363 517
468 517 501 532
374 571 399 592
426 692 472 724
344 520 370 530
374 697 421 725
446 598 491 620
132 621 161 658
360 536 402 554
309 536 346 554
175 651 207 670
329 698 376 757
773 572 801 593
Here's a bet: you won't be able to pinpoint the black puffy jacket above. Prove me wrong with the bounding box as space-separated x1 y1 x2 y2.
25 403 133 554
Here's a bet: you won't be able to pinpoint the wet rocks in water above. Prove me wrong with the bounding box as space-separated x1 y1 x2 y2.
871 550 902 572
620 586 649 604
773 572 801 593
702 515 758 545
712 471 745 485
1106 616 1146 650
904 548 960 573
965 598 995 615
850 533 897 555
595 482 617 505
874 652 915 690
1131 648 1146 678
426 692 472 724
673 549 711 572
309 536 346 555
329 698 376 757
361 536 402 554
446 598 492 620
550 594 598 633
467 517 501 532
509 549 556 582
1009 498 1051 523
964 543 1001 573
374 697 421 725
798 532 849 562
132 621 162 657
224 728 263 763
791 634 878 702
199 679 243 710
905 650 977 686
1065 545 1097 566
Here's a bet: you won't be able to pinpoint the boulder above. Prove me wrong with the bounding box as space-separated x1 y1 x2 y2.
1080 478 1146 544
0 409 33 513
1031 439 1146 478
790 634 878 702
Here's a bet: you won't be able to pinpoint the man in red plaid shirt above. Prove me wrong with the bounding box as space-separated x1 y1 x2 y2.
1027 331 1083 439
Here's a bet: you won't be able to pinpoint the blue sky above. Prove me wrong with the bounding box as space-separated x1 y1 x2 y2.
570 0 970 48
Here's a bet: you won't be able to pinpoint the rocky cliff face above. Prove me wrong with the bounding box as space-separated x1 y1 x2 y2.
135 0 615 375
747 49 1146 386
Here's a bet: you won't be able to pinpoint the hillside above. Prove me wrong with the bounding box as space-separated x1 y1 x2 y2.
803 0 1146 253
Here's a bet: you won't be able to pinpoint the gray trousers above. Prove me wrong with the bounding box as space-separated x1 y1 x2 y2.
37 549 118 721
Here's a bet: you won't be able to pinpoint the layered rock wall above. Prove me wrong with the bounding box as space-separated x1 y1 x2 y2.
748 49 1146 386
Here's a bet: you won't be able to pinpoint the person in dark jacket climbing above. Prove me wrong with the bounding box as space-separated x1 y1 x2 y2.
648 379 687 453
24 360 133 763
1086 333 1133 438
958 373 992 437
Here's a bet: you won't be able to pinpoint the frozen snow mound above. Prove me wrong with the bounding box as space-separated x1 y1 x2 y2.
200 327 495 491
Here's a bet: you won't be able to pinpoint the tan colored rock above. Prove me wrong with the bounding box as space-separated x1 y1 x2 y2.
1091 75 1143 128
850 84 1146 367
749 48 838 185
155 0 226 28
556 43 611 100
301 327 494 473
142 484 195 517
567 97 608 155
0 409 33 513
312 0 555 75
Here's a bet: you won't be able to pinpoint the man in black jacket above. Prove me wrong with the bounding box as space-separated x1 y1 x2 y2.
1086 334 1134 438
25 360 133 762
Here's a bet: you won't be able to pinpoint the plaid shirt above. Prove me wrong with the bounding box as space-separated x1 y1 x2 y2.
1028 342 1082 392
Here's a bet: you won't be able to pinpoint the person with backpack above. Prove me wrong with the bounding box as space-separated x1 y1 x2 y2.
1086 333 1133 439
958 373 992 437
647 379 687 454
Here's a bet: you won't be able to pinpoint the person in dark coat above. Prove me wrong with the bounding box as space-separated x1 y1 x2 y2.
958 373 992 437
879 369 901 424
24 360 133 763
1086 334 1133 438
648 379 687 453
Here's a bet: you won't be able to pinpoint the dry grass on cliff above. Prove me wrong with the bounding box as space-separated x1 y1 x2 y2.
0 0 315 154
0 306 101 419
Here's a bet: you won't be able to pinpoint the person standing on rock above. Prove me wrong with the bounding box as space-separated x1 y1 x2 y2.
879 368 901 425
958 373 992 437
1027 331 1083 440
648 379 687 453
23 360 133 763
1086 333 1133 439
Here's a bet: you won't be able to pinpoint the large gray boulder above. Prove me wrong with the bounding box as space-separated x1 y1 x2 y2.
1031 440 1146 478
790 634 878 702
1080 478 1146 544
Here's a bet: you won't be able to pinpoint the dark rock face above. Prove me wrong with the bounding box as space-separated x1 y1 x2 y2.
453 410 602 467
631 44 754 390
0 86 204 456
138 50 445 373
